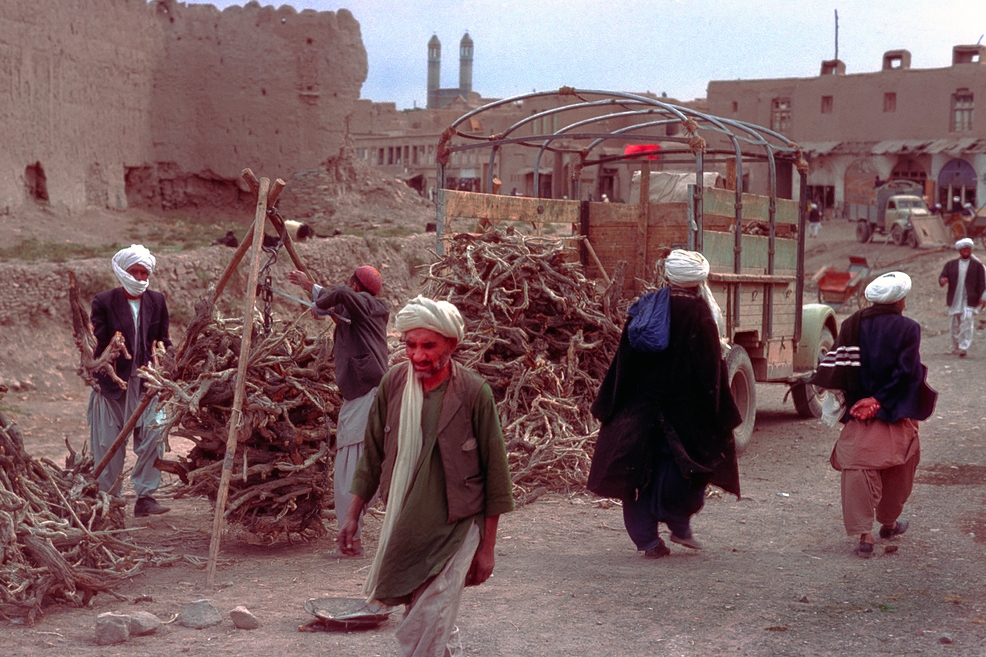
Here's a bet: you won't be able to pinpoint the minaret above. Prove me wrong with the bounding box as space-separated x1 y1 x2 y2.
459 32 473 96
427 34 441 110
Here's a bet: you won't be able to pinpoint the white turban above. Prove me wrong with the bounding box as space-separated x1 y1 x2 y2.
661 249 724 337
864 271 911 303
955 238 974 250
111 244 156 297
395 295 465 343
665 249 710 286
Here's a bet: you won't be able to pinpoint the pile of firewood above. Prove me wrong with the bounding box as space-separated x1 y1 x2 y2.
0 387 161 624
422 231 627 503
141 303 342 542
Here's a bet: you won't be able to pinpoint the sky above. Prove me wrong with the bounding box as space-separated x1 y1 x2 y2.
186 0 986 110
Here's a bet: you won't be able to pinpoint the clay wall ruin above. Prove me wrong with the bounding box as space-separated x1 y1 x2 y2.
0 0 367 214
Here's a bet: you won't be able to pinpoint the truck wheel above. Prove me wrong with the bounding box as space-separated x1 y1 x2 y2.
891 224 904 245
906 230 918 248
792 327 835 418
726 345 756 453
855 220 871 243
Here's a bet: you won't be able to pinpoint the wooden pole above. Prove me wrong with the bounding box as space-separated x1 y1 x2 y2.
582 238 611 286
240 169 312 280
206 175 271 588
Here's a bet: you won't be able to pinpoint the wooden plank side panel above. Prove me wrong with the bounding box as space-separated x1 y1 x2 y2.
441 190 582 225
702 230 798 273
586 202 691 280
702 187 799 225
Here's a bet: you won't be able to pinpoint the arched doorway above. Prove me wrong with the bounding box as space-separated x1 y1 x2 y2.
891 157 927 183
843 158 879 211
938 158 977 209
25 162 49 202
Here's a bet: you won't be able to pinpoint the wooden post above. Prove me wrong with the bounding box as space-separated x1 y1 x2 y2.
637 162 651 288
206 175 271 588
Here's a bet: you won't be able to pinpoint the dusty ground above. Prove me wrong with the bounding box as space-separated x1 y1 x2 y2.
3 215 986 656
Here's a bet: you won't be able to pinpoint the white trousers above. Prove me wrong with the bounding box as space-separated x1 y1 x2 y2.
808 221 821 238
950 309 975 351
395 522 481 657
334 388 377 536
87 378 164 498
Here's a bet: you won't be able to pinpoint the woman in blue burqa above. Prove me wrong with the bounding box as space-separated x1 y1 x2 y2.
588 250 742 557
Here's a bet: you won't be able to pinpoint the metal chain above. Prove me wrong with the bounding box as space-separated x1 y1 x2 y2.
258 243 278 337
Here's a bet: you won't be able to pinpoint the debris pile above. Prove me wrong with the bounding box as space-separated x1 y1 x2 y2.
0 388 156 624
142 303 342 542
420 231 627 503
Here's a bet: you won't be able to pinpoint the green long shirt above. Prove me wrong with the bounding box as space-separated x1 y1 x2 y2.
351 375 514 605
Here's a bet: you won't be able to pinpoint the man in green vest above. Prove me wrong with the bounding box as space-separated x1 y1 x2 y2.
338 295 514 656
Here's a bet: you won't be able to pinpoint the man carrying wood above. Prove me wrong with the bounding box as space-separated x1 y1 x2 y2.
288 265 389 556
338 296 514 656
88 245 172 517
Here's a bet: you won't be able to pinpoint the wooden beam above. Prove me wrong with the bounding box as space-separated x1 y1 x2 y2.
636 162 651 287
207 175 270 588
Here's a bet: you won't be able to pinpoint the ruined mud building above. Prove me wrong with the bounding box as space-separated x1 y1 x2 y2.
0 0 367 215
708 45 986 214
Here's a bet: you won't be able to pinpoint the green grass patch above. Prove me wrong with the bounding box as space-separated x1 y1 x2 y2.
0 238 119 263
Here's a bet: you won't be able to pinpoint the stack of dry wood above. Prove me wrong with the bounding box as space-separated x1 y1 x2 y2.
0 388 158 624
421 231 627 503
141 303 342 542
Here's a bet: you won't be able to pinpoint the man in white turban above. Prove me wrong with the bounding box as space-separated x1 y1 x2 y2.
89 245 172 517
939 238 986 357
338 296 513 656
588 252 742 558
812 271 936 558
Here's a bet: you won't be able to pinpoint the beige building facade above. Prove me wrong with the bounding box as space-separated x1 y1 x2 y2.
707 45 986 216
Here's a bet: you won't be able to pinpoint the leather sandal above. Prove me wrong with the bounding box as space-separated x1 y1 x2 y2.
879 519 908 539
854 541 874 558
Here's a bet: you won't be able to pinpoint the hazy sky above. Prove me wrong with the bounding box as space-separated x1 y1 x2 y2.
187 0 986 110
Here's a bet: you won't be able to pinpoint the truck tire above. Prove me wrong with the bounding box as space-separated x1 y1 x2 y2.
906 230 918 248
855 220 871 243
791 327 835 418
726 345 756 453
891 224 904 245
948 219 967 240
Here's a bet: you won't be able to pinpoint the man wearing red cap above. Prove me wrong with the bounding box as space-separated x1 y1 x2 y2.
288 266 389 556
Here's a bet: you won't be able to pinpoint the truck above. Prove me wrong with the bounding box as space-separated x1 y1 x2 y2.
853 179 941 247
433 89 837 451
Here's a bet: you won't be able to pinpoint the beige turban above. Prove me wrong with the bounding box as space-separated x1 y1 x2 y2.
661 249 725 337
956 238 974 250
111 244 156 297
864 271 911 303
665 249 710 286
395 295 465 343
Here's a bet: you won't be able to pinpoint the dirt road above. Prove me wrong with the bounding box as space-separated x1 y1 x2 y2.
3 218 986 656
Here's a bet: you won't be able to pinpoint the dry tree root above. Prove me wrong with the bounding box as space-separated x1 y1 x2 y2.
0 387 164 625
141 308 341 543
420 230 628 503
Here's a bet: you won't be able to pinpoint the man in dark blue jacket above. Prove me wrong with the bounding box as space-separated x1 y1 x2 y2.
289 266 389 556
818 271 936 558
89 245 172 517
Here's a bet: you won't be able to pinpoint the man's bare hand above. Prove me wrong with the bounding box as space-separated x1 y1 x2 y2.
287 270 315 295
849 396 881 421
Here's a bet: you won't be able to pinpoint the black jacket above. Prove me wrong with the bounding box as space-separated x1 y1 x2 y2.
91 287 172 401
588 289 741 500
940 256 986 308
314 285 389 400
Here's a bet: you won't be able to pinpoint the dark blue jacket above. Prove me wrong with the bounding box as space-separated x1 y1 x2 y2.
314 285 389 400
857 311 936 423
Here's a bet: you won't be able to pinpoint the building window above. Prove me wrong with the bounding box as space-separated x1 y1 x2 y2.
952 89 973 132
731 101 738 113
377 148 384 166
821 96 833 114
884 93 896 113
771 98 792 132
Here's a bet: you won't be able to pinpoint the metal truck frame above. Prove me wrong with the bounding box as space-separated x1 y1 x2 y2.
433 89 837 450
